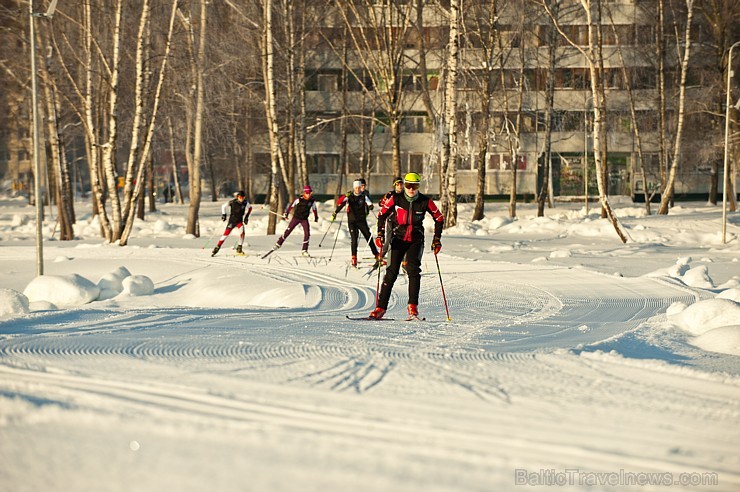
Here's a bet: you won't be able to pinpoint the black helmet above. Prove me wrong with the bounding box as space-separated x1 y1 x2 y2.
236 190 245 197
392 176 403 185
358 177 366 185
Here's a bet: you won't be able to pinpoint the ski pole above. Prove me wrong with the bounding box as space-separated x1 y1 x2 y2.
202 227 220 249
375 255 383 307
265 209 288 220
434 252 451 321
328 217 343 262
318 218 336 247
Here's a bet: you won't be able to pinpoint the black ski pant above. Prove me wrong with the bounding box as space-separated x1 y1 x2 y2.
349 220 378 257
277 218 310 251
377 237 424 309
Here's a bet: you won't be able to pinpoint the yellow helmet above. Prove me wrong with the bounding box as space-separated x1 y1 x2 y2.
403 172 421 184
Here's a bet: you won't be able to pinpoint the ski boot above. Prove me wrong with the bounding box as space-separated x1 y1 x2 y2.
351 255 358 267
406 304 420 321
236 244 245 256
368 307 386 320
211 245 220 257
301 250 311 258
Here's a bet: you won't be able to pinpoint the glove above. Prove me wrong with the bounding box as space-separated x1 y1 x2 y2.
244 219 249 226
221 214 226 221
375 236 384 250
314 217 318 223
368 204 374 211
431 237 442 255
331 212 337 221
282 213 288 220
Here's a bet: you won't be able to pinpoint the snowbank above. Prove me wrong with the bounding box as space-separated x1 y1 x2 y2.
97 266 132 300
667 298 740 335
121 275 155 296
692 326 740 356
667 297 740 356
23 274 100 307
0 288 29 319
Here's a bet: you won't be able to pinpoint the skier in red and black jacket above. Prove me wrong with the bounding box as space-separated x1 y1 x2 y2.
332 179 381 267
369 173 444 320
212 191 252 257
274 185 319 256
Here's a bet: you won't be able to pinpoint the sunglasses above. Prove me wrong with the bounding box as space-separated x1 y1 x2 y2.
404 183 419 190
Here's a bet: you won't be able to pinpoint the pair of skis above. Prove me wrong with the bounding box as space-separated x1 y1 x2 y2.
345 315 427 322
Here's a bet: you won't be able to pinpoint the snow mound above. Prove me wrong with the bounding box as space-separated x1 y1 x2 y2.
691 326 740 356
29 300 58 312
717 288 740 303
0 289 30 319
667 298 740 336
170 269 312 309
120 275 155 296
97 266 132 293
23 274 100 307
682 265 714 289
644 257 691 279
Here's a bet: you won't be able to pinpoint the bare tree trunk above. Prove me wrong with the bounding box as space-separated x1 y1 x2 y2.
101 0 124 242
657 0 669 201
183 0 207 237
120 0 178 244
608 8 651 213
264 0 284 235
540 0 628 242
441 0 460 228
658 0 694 214
537 1 558 217
39 25 74 240
122 0 151 223
83 1 111 241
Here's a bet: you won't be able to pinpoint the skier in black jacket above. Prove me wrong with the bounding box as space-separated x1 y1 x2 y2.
212 191 252 256
369 173 443 320
332 179 380 267
274 185 319 256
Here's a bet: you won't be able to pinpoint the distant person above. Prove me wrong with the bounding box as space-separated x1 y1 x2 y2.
369 173 443 320
274 185 319 257
380 176 403 209
332 179 381 267
212 191 252 256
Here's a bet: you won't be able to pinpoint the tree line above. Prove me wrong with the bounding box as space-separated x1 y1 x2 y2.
0 0 738 244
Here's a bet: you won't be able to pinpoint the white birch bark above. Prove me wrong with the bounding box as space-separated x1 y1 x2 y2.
120 0 179 245
122 0 151 223
101 0 123 241
263 0 285 235
658 0 695 214
441 0 460 228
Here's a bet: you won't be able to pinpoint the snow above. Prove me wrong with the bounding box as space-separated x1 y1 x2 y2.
1 196 740 491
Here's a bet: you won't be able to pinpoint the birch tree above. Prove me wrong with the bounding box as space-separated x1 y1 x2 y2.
657 0 694 215
539 0 629 242
333 0 415 178
441 0 460 227
120 0 179 245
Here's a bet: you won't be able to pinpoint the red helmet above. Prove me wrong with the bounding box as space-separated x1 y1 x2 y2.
303 185 312 194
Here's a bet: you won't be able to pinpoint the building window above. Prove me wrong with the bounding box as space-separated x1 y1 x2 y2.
18 150 29 161
318 74 338 92
307 154 339 174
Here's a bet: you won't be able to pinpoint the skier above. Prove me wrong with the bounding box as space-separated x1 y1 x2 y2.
332 179 381 267
274 185 319 257
212 190 252 257
379 176 403 209
368 172 443 320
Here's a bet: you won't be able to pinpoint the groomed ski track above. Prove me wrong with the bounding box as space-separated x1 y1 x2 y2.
1 246 738 491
